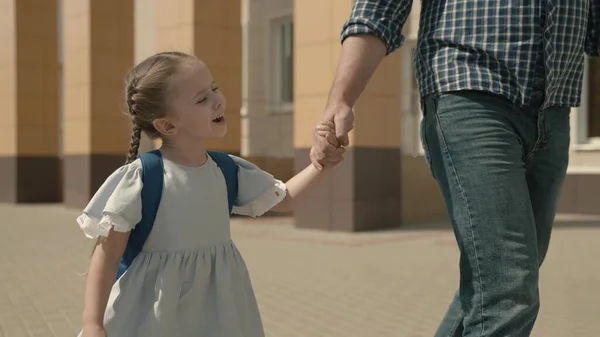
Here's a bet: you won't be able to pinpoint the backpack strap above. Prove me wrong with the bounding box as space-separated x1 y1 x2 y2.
207 151 239 214
115 149 164 281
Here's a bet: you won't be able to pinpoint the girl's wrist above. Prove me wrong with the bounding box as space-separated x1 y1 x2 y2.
82 323 104 333
82 315 104 329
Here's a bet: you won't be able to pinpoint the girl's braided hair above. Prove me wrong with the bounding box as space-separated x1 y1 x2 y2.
123 51 196 163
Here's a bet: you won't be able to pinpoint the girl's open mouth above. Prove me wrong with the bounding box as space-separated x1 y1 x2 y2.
212 114 225 124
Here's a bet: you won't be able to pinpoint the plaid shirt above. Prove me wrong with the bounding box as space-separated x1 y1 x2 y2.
341 0 600 108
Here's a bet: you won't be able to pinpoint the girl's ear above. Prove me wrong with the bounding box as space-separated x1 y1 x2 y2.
153 118 178 136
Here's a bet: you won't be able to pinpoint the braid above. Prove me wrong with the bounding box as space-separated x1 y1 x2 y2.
126 123 142 164
121 51 197 160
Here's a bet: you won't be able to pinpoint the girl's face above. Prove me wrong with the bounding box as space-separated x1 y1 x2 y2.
158 59 227 141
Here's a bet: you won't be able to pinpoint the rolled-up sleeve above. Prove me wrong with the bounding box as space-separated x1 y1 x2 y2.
340 0 413 55
585 1 600 57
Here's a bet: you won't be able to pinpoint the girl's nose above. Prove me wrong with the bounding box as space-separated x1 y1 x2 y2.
214 96 225 110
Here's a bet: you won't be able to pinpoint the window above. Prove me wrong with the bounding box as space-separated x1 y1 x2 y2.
588 57 600 140
270 16 294 111
279 20 293 103
571 56 600 148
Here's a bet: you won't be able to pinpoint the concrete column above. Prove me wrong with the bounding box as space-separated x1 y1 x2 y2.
558 57 600 215
240 0 295 181
62 0 134 208
134 0 157 153
293 0 402 231
0 0 60 203
156 0 242 154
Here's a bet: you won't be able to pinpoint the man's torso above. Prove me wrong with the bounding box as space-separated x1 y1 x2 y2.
415 0 590 108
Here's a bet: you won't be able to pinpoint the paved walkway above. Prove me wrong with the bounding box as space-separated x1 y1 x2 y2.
0 204 599 336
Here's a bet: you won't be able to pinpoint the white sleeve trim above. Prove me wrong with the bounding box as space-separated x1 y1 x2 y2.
76 212 134 239
233 180 287 217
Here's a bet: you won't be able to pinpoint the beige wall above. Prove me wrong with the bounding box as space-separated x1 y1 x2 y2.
294 0 354 148
294 0 404 149
241 0 294 158
291 0 448 226
134 0 157 153
61 0 135 208
0 0 59 157
154 0 242 153
0 0 61 203
0 1 17 156
62 0 134 156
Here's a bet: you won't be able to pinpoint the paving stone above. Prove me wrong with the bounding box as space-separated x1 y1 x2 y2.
0 204 598 336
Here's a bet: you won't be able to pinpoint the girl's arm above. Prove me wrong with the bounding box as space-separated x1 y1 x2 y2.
270 164 333 212
271 122 343 212
82 230 129 329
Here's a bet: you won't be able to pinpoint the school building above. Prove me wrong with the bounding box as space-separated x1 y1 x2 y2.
1 0 598 231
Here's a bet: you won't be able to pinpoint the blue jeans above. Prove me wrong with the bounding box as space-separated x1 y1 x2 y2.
421 91 570 337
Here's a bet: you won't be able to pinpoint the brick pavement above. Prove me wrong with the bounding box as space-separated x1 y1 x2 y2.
0 204 599 336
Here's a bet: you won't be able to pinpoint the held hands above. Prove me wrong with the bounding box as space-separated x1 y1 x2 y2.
310 104 355 170
310 121 345 171
322 104 354 147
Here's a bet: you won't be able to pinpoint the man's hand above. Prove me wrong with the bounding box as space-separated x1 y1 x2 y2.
322 103 354 147
310 121 345 171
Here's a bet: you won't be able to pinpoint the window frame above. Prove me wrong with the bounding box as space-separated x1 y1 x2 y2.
571 56 600 150
267 12 294 115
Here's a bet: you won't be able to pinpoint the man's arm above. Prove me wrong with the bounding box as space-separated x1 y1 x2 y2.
585 1 600 57
327 0 414 108
312 0 413 166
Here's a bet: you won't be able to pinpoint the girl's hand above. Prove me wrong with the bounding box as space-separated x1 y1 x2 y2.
312 121 344 169
83 324 107 337
315 121 341 148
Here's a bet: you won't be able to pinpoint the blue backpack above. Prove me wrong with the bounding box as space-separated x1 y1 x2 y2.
115 149 239 281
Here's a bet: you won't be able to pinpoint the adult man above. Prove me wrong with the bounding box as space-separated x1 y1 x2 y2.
311 1 599 336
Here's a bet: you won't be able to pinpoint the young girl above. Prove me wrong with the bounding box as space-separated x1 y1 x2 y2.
77 51 343 337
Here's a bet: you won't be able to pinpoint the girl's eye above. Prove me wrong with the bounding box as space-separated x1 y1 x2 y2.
197 88 218 103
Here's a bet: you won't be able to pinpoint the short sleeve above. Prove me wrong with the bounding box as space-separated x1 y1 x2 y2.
76 160 143 239
230 156 287 217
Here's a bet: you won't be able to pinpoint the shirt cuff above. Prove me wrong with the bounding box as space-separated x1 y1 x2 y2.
232 180 287 217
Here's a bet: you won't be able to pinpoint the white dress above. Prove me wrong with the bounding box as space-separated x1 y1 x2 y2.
76 154 286 337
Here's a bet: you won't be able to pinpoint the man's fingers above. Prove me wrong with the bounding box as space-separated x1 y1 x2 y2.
337 134 349 147
334 124 351 147
317 131 340 147
316 124 336 134
315 130 341 149
311 120 346 169
325 133 339 147
317 121 336 129
333 113 353 147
